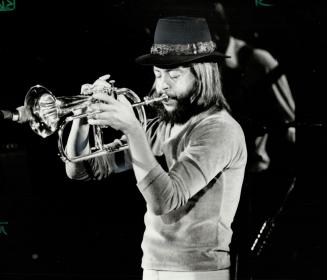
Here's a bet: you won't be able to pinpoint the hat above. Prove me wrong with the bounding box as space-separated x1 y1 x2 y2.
135 16 229 67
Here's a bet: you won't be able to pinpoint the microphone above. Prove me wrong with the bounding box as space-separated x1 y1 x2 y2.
0 106 29 124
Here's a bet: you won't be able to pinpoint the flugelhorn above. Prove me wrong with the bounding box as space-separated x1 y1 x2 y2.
24 83 168 162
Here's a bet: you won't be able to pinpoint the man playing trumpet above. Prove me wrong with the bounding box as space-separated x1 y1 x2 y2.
65 16 247 280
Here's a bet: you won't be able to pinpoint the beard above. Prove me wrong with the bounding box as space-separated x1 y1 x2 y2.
152 94 204 125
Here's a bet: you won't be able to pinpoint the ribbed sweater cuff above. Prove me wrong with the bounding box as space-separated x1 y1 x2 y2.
137 164 165 192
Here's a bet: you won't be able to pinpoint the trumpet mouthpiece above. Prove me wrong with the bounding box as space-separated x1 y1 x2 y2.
160 94 168 102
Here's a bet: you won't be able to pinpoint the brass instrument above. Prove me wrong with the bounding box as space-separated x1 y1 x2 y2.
24 83 168 162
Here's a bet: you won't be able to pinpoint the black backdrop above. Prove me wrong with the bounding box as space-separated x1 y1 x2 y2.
0 0 323 279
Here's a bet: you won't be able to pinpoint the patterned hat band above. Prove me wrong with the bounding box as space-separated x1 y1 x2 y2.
150 41 217 56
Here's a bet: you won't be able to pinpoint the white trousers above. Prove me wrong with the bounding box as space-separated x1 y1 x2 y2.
143 269 230 280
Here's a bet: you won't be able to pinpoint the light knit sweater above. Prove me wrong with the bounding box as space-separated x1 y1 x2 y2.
66 108 247 271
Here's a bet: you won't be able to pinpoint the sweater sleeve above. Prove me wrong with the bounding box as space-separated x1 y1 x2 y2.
65 120 160 181
65 149 133 181
137 116 246 215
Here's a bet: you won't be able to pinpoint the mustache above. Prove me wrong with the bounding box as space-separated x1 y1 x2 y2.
157 91 177 100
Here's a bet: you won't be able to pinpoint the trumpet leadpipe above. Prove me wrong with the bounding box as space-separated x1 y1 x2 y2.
132 94 168 108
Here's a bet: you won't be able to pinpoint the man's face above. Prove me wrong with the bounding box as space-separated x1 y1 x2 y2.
154 66 196 110
153 65 197 124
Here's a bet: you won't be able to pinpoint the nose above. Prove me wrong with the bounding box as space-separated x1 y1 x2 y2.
157 73 171 93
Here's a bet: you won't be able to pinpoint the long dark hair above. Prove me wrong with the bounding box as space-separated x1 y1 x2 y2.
189 62 230 112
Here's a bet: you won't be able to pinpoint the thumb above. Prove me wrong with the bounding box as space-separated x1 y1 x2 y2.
98 74 111 81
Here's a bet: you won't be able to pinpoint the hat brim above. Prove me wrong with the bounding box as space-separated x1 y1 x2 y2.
135 51 229 67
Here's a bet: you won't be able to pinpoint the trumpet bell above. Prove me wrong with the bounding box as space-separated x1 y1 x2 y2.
25 85 92 138
25 85 60 138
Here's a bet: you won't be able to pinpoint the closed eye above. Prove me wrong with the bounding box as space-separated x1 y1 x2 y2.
169 71 181 79
154 73 161 79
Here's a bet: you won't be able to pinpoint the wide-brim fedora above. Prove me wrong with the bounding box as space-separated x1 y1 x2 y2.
135 16 229 67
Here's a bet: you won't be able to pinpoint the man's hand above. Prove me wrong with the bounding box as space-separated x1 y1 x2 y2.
81 74 112 95
87 90 139 135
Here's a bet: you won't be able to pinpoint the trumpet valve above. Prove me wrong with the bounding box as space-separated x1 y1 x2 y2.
108 80 117 98
81 84 94 96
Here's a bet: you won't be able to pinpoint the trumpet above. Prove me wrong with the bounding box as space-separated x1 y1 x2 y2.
24 83 168 162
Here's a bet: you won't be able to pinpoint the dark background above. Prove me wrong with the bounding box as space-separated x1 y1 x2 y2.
0 0 323 279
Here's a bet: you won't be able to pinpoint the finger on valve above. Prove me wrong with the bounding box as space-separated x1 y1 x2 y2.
93 79 112 95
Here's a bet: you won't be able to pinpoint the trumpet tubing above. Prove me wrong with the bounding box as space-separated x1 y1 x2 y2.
23 84 168 162
132 94 168 107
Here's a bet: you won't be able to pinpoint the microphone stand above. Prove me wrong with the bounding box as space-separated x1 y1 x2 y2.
249 176 297 265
